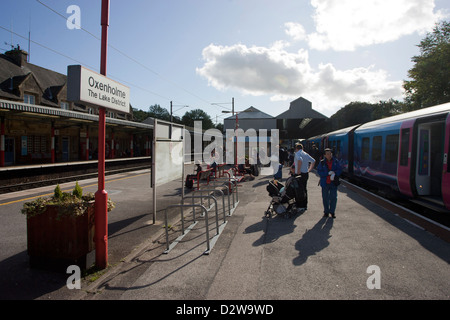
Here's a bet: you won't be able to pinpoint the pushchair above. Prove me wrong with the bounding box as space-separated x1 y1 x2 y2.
265 175 305 218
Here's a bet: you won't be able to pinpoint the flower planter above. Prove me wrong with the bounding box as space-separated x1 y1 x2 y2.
26 203 95 272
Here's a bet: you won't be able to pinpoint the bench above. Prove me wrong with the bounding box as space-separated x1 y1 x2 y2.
232 165 252 182
195 168 214 190
215 164 227 178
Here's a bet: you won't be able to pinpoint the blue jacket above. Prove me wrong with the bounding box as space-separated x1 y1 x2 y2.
317 157 342 187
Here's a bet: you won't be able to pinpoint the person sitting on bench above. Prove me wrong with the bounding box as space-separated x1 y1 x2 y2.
185 160 202 188
237 157 254 178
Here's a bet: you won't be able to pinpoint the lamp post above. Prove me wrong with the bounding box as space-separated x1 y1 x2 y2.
222 110 241 166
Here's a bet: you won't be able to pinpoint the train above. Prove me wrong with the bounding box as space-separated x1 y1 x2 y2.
305 102 450 212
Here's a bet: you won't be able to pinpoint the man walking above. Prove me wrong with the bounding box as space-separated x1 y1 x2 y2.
317 148 342 218
294 143 315 211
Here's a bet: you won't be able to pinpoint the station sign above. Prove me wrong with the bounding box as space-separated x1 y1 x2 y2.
67 65 130 113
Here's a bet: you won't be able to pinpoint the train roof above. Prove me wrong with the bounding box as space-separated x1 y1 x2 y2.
306 124 360 140
356 102 450 130
326 124 361 137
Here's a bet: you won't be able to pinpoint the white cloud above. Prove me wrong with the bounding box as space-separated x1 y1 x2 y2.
196 43 403 113
284 22 307 41
196 44 312 96
304 0 444 51
197 0 444 113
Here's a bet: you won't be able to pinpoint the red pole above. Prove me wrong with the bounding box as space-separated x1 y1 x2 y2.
51 122 55 163
110 131 114 159
0 117 5 167
235 113 238 166
85 127 90 161
95 0 110 269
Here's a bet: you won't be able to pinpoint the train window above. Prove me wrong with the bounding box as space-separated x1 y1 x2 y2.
386 134 399 163
362 137 370 161
372 136 382 161
399 128 410 166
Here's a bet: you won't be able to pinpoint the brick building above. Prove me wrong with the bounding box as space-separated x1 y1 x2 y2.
0 47 152 166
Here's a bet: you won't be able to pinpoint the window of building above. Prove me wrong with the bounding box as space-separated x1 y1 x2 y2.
60 101 69 110
372 136 382 161
362 137 370 161
27 135 48 154
386 134 399 163
24 94 35 105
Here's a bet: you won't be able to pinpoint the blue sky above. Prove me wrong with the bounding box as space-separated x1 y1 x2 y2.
1 0 448 123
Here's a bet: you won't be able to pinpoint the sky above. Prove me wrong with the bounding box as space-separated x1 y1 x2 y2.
0 0 449 123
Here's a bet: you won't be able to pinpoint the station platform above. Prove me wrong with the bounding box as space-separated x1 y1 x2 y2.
74 166 450 300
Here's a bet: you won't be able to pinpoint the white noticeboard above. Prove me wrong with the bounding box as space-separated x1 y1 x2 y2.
154 141 183 186
152 119 184 223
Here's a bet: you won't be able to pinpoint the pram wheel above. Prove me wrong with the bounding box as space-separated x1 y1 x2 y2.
264 210 272 219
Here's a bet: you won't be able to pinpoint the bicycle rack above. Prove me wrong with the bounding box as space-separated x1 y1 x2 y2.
191 187 236 217
163 201 227 255
211 172 240 207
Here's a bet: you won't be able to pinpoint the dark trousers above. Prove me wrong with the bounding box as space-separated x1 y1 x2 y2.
295 172 309 208
321 183 338 214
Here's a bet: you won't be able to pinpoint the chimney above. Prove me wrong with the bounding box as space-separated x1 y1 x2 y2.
5 46 28 67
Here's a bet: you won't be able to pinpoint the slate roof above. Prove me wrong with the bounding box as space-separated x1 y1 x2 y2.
224 106 274 120
276 97 327 119
0 50 67 107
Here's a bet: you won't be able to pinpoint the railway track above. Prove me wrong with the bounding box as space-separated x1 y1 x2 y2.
0 163 151 194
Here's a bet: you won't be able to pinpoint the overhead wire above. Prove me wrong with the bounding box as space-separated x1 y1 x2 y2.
34 0 215 108
0 25 176 104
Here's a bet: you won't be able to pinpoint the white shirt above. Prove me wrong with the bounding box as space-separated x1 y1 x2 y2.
294 149 315 174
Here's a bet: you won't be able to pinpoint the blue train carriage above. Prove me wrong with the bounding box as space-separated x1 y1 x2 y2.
304 132 328 166
305 133 327 153
325 125 361 176
353 102 450 210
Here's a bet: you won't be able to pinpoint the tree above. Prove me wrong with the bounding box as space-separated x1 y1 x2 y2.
215 122 224 133
403 21 450 110
371 99 403 119
148 104 171 121
181 109 214 130
131 108 150 122
330 101 374 130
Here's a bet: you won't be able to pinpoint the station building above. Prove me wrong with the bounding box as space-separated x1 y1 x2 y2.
0 48 153 167
223 97 328 148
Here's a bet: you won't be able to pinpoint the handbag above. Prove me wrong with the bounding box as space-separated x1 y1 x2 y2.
333 175 340 186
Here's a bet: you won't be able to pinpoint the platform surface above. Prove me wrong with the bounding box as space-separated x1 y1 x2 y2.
81 168 450 300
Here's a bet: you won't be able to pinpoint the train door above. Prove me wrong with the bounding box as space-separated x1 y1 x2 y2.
397 120 414 197
442 114 450 209
416 124 431 195
322 136 328 150
415 121 444 197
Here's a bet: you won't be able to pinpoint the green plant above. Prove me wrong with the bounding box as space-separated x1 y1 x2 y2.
54 184 63 200
73 181 83 199
22 184 115 219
